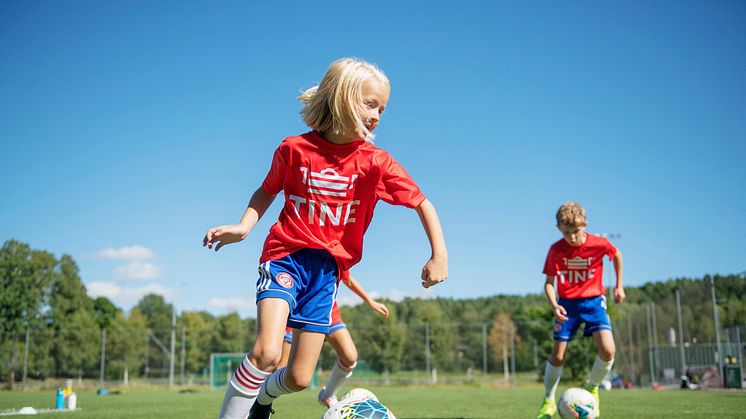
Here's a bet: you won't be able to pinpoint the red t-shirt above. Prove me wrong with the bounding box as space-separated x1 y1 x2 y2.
543 233 618 299
260 131 425 278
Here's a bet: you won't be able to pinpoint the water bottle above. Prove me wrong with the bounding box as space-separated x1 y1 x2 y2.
55 388 64 410
67 392 77 410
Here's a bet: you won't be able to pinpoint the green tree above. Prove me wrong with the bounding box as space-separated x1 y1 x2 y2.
179 311 214 377
93 297 121 329
214 313 246 353
135 294 174 336
398 299 457 372
49 255 99 378
349 303 406 373
135 294 174 376
488 313 521 382
107 309 148 381
563 337 596 381
0 240 56 388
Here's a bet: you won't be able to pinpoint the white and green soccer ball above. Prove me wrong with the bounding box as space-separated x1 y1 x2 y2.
322 388 396 419
558 387 597 419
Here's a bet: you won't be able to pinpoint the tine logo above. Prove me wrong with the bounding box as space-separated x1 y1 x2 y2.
300 167 358 197
564 256 591 270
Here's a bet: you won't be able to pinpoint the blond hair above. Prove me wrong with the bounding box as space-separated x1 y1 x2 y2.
556 201 587 227
297 58 390 142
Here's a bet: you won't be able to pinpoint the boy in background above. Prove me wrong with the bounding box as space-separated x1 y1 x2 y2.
536 202 624 419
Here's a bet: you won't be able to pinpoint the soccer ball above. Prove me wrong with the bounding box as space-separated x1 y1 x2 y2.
322 388 396 419
340 388 379 404
558 387 597 419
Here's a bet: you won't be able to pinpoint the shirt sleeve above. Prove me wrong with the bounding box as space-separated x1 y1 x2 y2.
605 239 618 261
542 247 558 276
261 145 287 195
339 272 351 284
376 153 426 208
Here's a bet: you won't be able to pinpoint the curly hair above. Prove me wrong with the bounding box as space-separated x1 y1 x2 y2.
556 201 587 227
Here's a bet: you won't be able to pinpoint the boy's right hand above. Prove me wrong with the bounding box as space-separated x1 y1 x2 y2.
421 256 448 289
202 225 248 251
552 305 568 323
369 301 390 319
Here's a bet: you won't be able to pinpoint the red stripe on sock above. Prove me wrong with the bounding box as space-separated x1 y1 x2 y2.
239 362 265 383
233 372 260 391
237 364 263 386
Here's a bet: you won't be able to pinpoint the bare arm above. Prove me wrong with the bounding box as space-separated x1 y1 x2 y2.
345 276 389 318
415 199 448 288
613 249 625 303
544 275 568 322
202 187 277 251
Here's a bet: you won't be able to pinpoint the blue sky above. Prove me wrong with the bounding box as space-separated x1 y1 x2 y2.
2 1 744 316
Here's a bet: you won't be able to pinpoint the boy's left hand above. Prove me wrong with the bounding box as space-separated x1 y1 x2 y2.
421 256 448 288
614 287 626 304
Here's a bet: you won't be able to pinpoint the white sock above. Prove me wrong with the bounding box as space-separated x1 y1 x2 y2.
257 367 295 406
589 356 614 387
321 360 355 399
544 361 563 400
218 357 270 419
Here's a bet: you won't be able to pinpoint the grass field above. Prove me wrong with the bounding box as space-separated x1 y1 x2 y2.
1 384 744 418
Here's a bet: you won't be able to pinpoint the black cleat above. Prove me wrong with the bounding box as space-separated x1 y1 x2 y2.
248 401 274 419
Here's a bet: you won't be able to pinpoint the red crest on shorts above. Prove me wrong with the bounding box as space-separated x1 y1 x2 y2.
554 322 562 332
276 272 293 288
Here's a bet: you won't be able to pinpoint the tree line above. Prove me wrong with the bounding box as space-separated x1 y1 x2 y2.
2 239 744 388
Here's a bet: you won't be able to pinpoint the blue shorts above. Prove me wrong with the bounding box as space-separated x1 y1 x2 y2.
256 248 338 333
283 322 347 344
553 295 612 342
328 321 347 335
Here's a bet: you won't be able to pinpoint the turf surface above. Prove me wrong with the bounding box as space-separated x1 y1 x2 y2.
1 384 744 418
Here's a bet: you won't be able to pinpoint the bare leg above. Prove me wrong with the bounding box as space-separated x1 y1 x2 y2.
545 340 568 399
218 299 288 419
590 330 615 385
285 330 327 390
277 341 291 370
320 329 358 403
327 328 358 367
250 299 291 371
256 329 326 406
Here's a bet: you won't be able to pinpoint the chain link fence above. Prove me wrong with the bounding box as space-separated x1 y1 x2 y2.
609 279 744 389
3 288 742 390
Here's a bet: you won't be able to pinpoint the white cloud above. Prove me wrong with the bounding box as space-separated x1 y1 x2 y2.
95 245 163 281
87 281 179 306
338 288 436 307
336 295 361 307
207 297 255 312
96 245 155 261
114 262 164 281
374 287 437 302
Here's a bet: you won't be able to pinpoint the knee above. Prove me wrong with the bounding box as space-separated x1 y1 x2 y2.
284 369 311 391
599 346 615 362
337 347 358 368
549 352 566 366
250 344 282 372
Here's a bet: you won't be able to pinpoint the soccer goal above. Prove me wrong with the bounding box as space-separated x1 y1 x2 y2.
209 353 246 389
